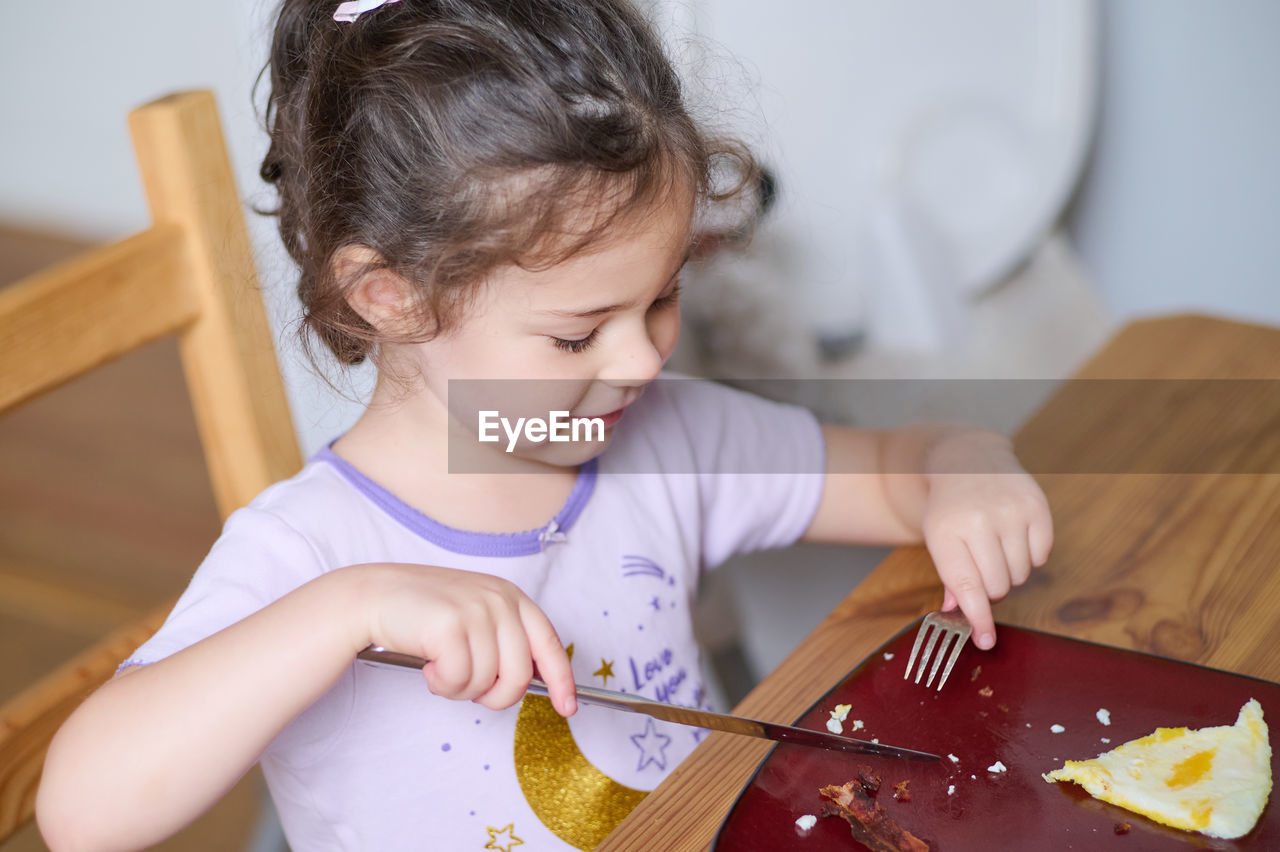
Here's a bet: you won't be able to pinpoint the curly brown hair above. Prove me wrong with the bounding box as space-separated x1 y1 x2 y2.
259 0 757 368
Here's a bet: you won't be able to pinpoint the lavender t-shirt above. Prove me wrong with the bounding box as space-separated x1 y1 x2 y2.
126 377 825 851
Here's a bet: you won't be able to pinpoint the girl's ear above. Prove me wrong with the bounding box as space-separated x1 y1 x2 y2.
335 245 416 334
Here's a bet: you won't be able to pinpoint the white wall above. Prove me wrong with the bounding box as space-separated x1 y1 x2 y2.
0 1 262 237
0 0 368 454
1066 0 1280 324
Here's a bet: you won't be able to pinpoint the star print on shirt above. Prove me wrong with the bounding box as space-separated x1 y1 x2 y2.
630 717 672 771
484 823 523 851
593 659 615 686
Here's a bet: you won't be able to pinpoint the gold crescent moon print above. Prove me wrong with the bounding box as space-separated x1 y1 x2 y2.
513 692 648 848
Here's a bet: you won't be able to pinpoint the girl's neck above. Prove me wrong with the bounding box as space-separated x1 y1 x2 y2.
331 379 582 534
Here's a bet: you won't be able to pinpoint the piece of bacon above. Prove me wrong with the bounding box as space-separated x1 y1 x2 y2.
819 772 928 852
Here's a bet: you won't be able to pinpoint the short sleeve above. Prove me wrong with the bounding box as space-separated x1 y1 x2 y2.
122 507 329 668
659 379 826 569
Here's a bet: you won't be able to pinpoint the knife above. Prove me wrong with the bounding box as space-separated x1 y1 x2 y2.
357 645 939 761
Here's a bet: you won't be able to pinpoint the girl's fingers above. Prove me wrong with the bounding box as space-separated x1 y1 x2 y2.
423 624 473 698
968 533 1012 602
519 599 577 717
461 617 500 701
924 475 1052 651
1029 512 1055 567
477 618 533 710
927 535 997 651
1001 529 1032 587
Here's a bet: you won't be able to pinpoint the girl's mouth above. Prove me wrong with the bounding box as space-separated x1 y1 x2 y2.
590 390 643 428
596 407 626 428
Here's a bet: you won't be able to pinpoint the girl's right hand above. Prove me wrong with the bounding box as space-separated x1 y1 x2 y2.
353 563 578 717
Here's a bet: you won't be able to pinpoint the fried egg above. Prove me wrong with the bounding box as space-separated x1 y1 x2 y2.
1042 699 1271 839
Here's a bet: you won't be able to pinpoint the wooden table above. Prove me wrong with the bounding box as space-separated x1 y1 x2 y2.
602 314 1280 850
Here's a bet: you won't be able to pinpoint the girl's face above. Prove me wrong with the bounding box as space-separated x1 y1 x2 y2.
405 189 694 468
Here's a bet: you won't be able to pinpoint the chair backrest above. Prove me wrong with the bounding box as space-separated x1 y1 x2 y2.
0 90 302 841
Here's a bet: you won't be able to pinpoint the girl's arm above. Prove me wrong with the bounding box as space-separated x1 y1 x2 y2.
36 563 576 852
802 424 1053 649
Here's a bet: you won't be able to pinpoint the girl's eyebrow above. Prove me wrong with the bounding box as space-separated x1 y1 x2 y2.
538 245 692 319
541 302 633 320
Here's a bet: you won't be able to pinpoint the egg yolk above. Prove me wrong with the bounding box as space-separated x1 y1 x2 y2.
1167 749 1215 789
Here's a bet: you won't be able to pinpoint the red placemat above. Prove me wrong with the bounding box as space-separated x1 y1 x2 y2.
714 620 1279 851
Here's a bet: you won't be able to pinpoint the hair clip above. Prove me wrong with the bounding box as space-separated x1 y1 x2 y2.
333 0 401 23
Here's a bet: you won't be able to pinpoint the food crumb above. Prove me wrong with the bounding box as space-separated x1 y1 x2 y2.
978 685 994 698
970 774 977 780
850 719 865 732
947 753 960 763
1050 724 1065 734
987 761 1007 773
997 702 1009 713
883 652 895 660
795 814 817 832
1114 822 1131 835
826 703 851 734
947 784 956 795
893 780 911 802
970 665 982 682
1101 737 1111 744
871 738 880 744
1097 708 1112 726
1026 723 1032 728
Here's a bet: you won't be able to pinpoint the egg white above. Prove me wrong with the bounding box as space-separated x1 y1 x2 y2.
1042 698 1272 839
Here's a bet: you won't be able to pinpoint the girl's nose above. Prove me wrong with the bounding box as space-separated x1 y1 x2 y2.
599 322 665 386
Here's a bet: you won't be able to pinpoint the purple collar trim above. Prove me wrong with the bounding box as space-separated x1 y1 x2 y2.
312 443 597 558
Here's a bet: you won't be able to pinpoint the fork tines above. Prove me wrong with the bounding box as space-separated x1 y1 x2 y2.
904 611 973 691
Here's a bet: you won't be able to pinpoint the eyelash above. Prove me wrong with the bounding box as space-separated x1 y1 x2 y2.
552 331 599 354
551 284 680 354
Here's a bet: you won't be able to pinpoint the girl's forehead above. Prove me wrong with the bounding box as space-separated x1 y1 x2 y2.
485 199 694 310
560 174 696 245
527 183 695 268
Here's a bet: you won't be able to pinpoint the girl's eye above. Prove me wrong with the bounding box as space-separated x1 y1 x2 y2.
652 283 681 310
552 329 599 354
549 283 678 353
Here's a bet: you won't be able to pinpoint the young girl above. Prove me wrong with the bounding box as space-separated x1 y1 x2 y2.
37 0 1052 849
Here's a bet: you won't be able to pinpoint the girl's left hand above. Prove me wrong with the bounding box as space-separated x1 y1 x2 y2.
920 431 1053 650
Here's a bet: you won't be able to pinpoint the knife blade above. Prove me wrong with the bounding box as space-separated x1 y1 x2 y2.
357 646 939 762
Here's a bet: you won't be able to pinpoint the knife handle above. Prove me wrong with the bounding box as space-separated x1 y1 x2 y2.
357 645 644 713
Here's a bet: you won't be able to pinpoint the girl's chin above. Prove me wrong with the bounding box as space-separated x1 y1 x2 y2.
451 432 616 472
514 433 615 468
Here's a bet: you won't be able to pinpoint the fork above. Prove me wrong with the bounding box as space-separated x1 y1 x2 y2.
904 610 973 691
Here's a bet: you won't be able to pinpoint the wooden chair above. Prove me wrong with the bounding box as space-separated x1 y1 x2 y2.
0 90 302 842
